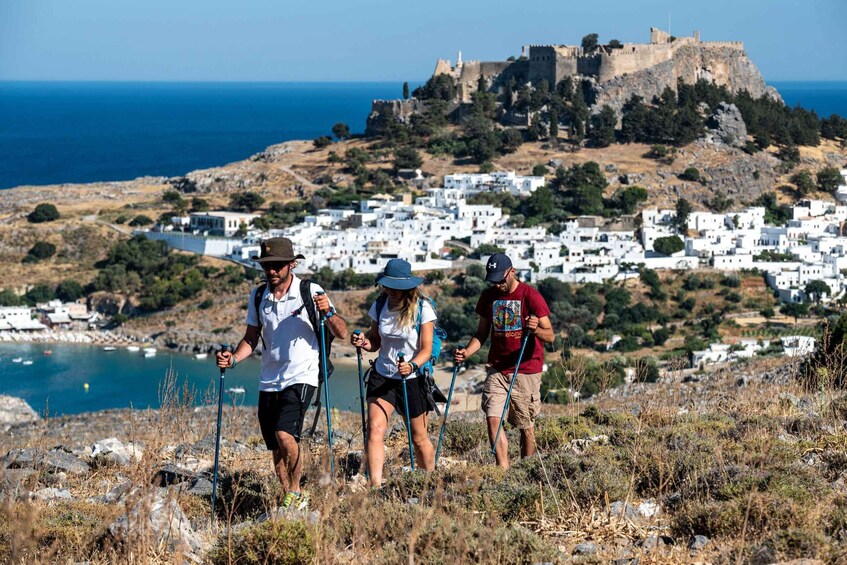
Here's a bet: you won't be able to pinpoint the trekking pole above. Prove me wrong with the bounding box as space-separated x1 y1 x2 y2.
211 343 229 523
435 348 463 467
316 291 335 475
353 330 368 448
490 331 531 458
398 352 415 470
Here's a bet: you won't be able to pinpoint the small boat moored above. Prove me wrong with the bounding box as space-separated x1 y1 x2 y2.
103 346 117 352
126 345 140 352
12 358 22 363
22 360 33 366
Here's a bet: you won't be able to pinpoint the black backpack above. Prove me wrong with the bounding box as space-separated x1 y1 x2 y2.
253 279 335 433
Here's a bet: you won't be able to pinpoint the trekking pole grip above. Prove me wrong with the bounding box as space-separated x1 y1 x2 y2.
219 343 230 374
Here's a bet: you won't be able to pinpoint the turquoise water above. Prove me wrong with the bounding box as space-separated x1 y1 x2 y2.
0 342 362 416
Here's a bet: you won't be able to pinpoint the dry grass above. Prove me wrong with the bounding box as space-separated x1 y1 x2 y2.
3 356 847 562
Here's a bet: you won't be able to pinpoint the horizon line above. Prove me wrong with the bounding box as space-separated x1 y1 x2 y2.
1 78 846 84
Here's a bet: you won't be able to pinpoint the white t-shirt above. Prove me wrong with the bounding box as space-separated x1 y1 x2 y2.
246 275 333 392
368 298 436 379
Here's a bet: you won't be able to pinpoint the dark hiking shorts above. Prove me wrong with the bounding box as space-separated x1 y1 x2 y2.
258 384 316 450
367 372 429 420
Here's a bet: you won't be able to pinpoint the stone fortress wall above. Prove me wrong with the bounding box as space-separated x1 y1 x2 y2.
368 28 774 132
522 28 746 87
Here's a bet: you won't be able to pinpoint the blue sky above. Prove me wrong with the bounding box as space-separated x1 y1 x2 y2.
0 0 844 82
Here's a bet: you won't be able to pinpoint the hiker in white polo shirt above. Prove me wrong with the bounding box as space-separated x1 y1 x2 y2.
217 237 347 511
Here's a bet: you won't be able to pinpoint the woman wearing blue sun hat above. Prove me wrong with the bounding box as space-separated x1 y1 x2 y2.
350 258 437 485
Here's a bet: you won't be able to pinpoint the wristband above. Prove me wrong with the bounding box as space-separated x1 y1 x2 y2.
324 307 335 319
409 361 419 373
230 355 238 368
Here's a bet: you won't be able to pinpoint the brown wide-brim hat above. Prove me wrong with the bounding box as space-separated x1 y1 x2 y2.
251 237 306 263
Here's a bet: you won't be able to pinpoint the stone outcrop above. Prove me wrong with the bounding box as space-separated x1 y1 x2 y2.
592 45 777 116
0 395 39 431
707 102 748 147
87 291 136 317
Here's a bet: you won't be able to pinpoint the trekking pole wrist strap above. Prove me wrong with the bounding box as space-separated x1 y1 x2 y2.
230 355 238 368
409 361 419 373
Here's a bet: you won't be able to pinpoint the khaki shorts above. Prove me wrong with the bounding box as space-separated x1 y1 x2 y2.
481 368 542 430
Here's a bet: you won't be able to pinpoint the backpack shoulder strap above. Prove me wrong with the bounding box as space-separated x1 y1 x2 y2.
375 292 389 320
300 278 319 334
253 283 267 349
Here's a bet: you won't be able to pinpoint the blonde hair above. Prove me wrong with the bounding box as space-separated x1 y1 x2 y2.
378 286 427 328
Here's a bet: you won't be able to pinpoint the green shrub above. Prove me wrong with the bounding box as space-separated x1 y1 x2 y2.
27 241 57 260
27 203 60 223
56 280 84 302
128 214 153 227
208 519 316 565
442 420 487 455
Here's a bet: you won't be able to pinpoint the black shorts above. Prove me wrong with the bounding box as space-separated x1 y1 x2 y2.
367 372 430 420
257 384 316 450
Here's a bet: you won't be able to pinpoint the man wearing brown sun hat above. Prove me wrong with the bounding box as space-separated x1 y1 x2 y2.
217 237 347 510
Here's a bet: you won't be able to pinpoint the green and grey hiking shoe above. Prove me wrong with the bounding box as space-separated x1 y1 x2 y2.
281 491 309 511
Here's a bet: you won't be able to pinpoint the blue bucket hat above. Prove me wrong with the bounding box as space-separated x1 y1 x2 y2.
375 259 424 290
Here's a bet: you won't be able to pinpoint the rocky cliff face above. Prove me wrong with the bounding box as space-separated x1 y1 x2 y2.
592 45 780 116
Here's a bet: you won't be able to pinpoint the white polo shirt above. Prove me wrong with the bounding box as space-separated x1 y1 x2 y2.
246 275 332 392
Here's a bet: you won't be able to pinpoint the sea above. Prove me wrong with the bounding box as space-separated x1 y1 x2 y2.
0 81 411 190
0 342 363 416
0 79 845 415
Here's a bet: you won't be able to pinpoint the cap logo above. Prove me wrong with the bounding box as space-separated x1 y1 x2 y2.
488 261 497 270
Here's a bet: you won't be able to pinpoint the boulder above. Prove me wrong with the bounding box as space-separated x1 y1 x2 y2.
708 102 748 147
108 488 204 555
33 487 72 502
92 438 144 466
573 542 597 555
0 395 39 431
2 448 90 475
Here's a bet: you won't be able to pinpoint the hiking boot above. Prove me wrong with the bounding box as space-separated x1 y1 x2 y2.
281 491 298 510
281 491 309 511
295 491 310 511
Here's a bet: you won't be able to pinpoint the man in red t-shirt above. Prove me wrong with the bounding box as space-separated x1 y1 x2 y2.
454 253 555 468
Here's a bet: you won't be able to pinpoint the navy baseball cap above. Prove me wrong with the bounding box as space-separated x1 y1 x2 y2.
485 253 512 282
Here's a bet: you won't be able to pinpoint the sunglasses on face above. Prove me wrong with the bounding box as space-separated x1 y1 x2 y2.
263 261 292 272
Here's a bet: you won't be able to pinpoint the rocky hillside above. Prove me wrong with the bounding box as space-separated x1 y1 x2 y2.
593 44 778 116
2 356 846 563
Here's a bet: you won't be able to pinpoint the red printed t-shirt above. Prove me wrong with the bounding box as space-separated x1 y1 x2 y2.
475 282 551 375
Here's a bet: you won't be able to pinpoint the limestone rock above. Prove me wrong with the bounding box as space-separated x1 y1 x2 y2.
708 102 748 147
689 534 710 550
2 447 90 475
33 487 72 502
0 395 39 431
92 437 144 466
108 488 204 556
573 542 597 555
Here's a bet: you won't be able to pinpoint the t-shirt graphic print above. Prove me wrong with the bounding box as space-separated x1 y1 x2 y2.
493 300 523 337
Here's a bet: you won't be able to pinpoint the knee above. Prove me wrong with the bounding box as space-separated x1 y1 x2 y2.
369 418 386 440
276 431 298 450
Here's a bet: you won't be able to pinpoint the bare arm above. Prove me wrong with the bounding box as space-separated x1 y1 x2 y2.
526 315 555 344
314 292 348 340
216 325 260 368
454 317 491 363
